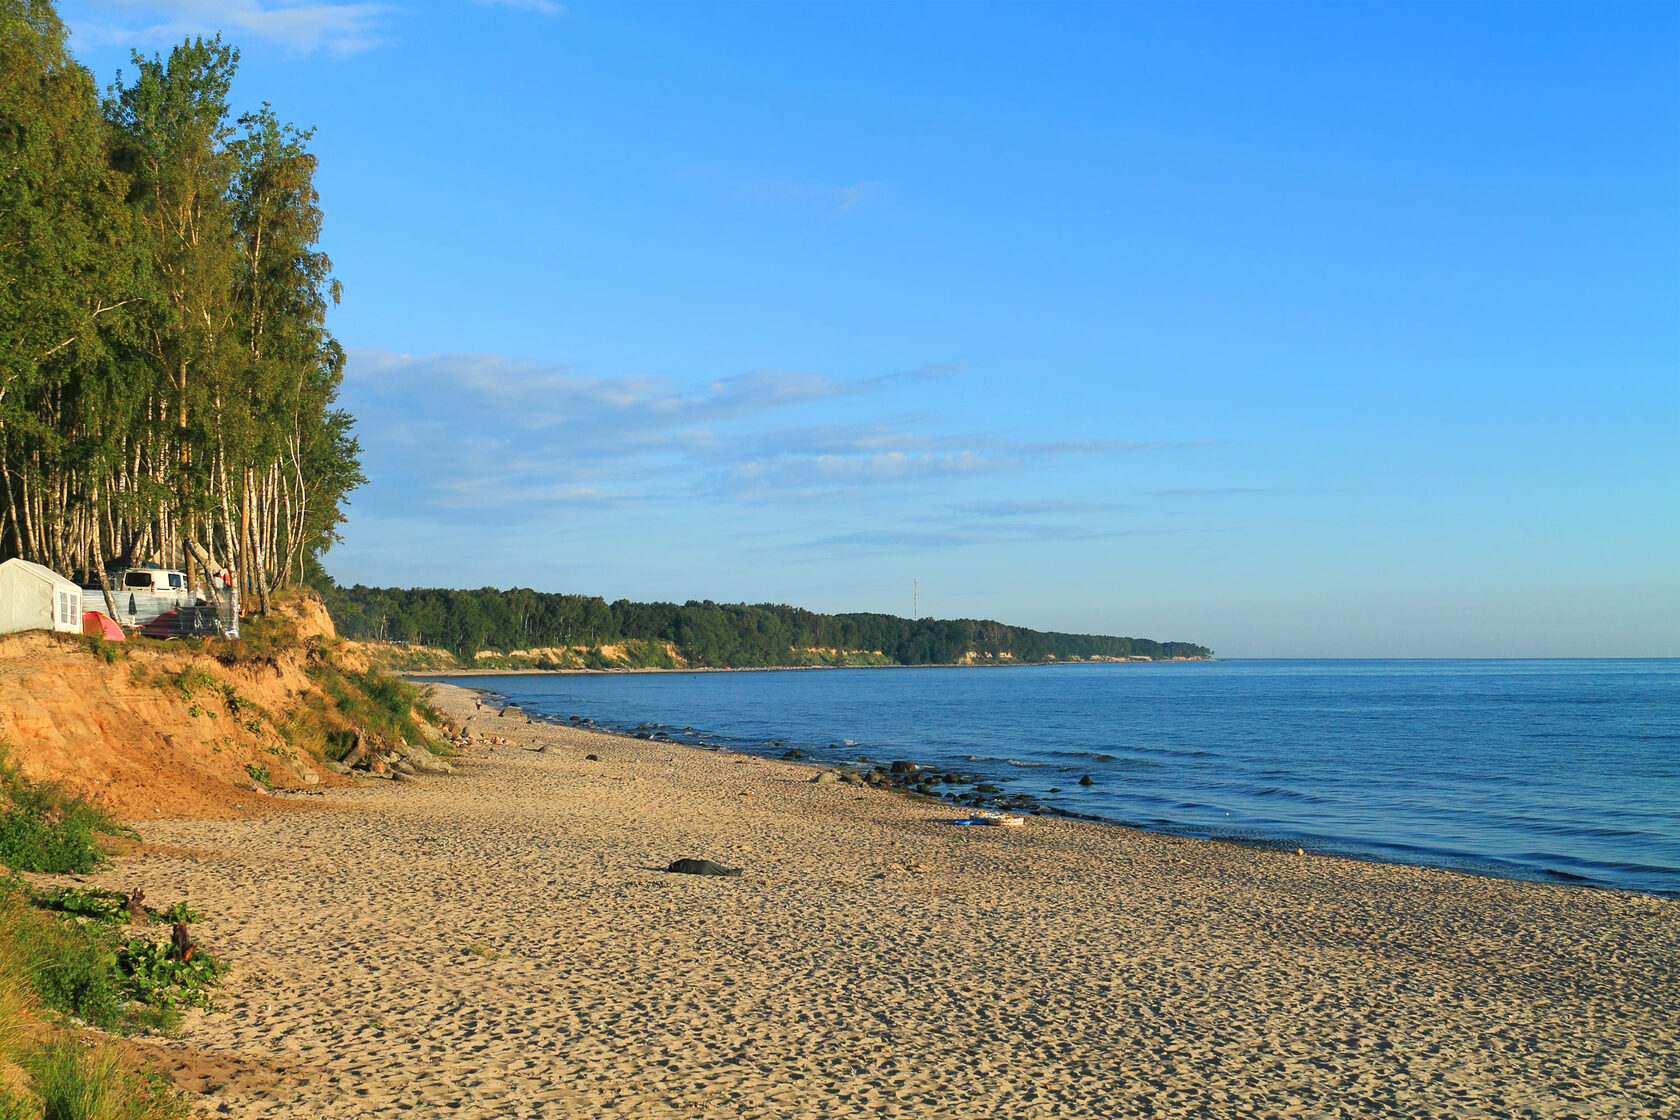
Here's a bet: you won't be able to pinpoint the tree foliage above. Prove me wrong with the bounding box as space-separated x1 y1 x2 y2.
323 583 1214 666
0 1 360 605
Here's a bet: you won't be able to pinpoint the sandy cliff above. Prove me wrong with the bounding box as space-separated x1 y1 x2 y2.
0 593 359 819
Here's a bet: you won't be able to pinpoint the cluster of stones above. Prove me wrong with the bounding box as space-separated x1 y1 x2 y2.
809 758 1043 811
325 730 457 781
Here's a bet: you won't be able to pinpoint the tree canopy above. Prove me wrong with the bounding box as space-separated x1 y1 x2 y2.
322 583 1214 667
0 0 360 611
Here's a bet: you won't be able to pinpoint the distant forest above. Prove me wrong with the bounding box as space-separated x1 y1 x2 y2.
321 584 1213 667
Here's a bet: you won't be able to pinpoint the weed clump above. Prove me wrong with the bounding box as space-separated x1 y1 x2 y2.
0 746 121 876
15 1038 189 1119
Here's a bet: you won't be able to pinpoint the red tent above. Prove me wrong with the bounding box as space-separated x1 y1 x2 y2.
81 611 125 641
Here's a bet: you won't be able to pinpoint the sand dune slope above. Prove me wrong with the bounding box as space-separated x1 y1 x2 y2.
83 684 1678 1119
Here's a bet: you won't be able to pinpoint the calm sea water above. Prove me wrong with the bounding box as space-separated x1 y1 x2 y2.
446 660 1680 896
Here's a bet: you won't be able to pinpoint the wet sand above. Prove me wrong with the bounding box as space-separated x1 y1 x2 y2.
87 683 1679 1118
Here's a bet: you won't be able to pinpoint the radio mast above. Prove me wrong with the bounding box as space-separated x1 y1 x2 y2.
913 579 918 620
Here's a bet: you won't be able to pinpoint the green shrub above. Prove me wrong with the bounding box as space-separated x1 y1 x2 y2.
78 635 123 665
308 663 438 751
321 730 356 762
0 883 223 1036
241 764 270 788
0 746 119 876
35 890 129 927
0 893 123 1028
115 940 225 1014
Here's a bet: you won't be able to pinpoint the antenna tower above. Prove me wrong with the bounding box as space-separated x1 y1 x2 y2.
913 579 918 620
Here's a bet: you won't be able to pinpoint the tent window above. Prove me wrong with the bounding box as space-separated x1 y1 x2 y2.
58 591 68 625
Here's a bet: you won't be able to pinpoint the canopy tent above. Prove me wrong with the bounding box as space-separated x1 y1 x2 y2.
0 558 83 635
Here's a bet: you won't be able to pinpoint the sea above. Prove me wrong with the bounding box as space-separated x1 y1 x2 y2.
443 659 1680 897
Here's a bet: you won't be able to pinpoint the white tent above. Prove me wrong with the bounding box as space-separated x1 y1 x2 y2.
0 558 84 635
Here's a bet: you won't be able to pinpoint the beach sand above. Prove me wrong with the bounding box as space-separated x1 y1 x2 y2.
81 683 1677 1118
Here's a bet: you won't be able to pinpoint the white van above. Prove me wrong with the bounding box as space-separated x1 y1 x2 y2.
122 568 188 594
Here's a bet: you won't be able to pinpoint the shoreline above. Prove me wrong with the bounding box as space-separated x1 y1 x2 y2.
405 657 1216 678
75 681 1678 1117
438 680 1679 902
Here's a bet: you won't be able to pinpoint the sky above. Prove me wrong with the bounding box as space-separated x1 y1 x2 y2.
58 1 1679 657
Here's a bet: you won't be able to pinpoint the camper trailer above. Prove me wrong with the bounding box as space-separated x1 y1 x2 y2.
101 566 240 639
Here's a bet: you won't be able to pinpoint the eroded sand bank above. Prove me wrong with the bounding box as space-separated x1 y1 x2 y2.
84 684 1678 1118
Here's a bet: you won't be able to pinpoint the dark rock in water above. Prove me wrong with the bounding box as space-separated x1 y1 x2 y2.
635 732 651 740
976 784 1003 794
584 754 599 761
890 760 919 774
569 715 583 722
1047 787 1063 793
781 748 806 760
1079 774 1094 786
667 858 741 877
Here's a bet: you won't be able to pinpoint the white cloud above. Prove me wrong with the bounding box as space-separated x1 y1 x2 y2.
338 347 1198 566
827 181 881 214
682 168 885 216
70 0 388 55
472 0 565 15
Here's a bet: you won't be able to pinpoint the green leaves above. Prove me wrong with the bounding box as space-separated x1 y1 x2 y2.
1 4 361 598
116 937 225 1012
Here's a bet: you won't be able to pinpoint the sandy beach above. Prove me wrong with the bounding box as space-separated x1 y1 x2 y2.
76 682 1678 1118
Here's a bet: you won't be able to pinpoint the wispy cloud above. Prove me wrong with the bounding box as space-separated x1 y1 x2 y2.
800 524 1180 554
71 0 387 54
339 348 1201 559
472 0 564 14
683 168 885 215
958 499 1129 518
827 181 881 214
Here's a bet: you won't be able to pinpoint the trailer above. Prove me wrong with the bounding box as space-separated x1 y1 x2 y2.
87 567 240 639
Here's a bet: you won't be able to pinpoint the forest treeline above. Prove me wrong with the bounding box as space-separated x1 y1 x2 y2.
322 584 1214 667
0 1 360 613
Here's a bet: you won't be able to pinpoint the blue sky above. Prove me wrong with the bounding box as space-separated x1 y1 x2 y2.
61 1 1678 656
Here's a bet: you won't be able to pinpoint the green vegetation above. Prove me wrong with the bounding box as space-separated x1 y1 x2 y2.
323 584 1213 667
0 746 122 876
0 0 361 605
13 1040 189 1120
115 939 223 1015
0 880 226 1036
0 747 221 1115
35 887 130 926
